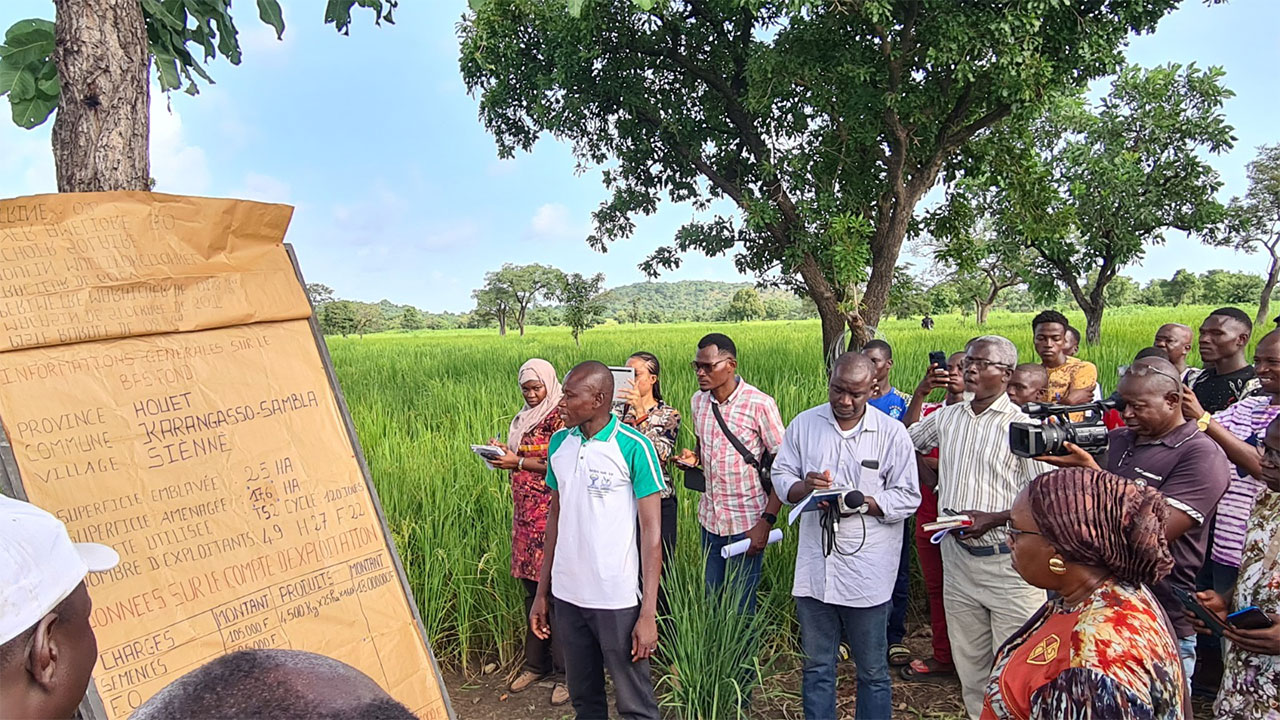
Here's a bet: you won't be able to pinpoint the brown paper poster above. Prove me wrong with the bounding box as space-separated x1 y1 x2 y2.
0 194 450 720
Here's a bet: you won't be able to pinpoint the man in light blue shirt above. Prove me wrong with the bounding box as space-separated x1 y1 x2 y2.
774 353 921 720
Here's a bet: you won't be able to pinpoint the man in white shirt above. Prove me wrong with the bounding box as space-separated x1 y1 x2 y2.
774 353 921 720
530 361 665 720
908 335 1050 719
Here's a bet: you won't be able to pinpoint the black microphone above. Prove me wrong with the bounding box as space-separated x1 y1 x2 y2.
841 490 867 513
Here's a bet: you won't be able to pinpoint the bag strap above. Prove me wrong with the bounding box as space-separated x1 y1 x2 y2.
711 401 760 469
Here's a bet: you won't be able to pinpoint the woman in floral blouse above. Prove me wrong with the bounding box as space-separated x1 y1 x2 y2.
983 468 1186 720
615 351 681 618
1193 415 1280 720
489 358 568 706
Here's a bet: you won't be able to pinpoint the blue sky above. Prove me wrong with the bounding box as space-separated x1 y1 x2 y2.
1 0 1277 313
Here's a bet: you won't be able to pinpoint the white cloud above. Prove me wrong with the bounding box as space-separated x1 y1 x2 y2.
529 202 587 242
233 172 293 204
424 218 481 250
150 91 210 195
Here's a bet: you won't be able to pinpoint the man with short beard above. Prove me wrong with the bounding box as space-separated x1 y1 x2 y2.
774 352 920 720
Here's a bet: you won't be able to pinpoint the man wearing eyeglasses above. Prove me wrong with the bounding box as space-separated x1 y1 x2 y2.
675 333 785 614
907 335 1051 719
1040 356 1231 688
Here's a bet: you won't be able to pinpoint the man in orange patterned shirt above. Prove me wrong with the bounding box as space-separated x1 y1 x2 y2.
1032 310 1097 405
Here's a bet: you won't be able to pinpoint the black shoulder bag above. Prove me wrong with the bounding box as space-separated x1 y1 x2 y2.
711 403 775 497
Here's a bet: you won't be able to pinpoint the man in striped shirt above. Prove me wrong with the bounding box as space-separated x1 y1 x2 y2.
907 335 1051 719
1183 330 1280 592
676 333 785 614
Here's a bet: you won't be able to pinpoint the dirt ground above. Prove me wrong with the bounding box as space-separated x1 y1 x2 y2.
443 635 966 720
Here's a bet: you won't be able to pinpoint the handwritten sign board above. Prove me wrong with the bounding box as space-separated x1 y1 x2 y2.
0 192 452 720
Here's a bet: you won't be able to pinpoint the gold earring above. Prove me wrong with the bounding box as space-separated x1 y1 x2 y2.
1048 557 1067 575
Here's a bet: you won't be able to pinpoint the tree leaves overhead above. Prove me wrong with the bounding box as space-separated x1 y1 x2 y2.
2 1 397 128
459 0 1187 354
932 63 1235 342
0 18 57 128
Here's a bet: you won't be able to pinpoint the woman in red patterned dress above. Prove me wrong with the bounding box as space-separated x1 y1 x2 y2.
488 358 568 706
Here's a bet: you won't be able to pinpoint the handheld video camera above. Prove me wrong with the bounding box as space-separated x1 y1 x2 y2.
1009 399 1116 459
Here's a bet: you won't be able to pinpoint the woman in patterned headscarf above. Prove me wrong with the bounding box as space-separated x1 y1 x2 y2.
488 358 568 706
982 468 1186 720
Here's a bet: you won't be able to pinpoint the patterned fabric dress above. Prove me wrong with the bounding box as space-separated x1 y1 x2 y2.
510 408 564 581
618 401 680 498
982 580 1184 720
1217 489 1280 720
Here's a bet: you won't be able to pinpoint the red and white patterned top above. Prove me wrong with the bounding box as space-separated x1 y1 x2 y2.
691 378 785 536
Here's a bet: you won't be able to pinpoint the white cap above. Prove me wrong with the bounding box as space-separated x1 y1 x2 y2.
0 495 119 645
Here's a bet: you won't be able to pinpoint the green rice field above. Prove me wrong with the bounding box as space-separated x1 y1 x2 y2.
325 305 1257 716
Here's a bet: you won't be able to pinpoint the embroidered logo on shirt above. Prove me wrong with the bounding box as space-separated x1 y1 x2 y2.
1026 634 1060 665
586 469 618 498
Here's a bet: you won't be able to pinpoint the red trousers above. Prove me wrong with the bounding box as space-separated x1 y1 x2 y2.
914 484 952 665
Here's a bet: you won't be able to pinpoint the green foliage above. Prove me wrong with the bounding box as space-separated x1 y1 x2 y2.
2 2 396 128
1219 144 1280 324
305 282 336 308
599 280 813 324
724 287 766 322
556 272 606 346
0 19 58 128
325 305 1236 714
400 306 426 331
458 0 1180 351
936 63 1235 342
1140 268 1271 308
319 299 358 337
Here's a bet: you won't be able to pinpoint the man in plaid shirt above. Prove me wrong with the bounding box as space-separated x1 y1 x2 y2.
676 333 785 613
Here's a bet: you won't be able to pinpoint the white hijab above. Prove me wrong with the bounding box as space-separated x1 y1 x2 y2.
507 358 562 452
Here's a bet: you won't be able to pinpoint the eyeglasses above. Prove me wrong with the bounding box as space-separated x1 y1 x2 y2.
961 358 1011 372
691 358 730 375
1004 522 1040 538
1123 363 1183 388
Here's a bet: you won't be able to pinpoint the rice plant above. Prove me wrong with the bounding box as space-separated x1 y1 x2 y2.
326 305 1242 713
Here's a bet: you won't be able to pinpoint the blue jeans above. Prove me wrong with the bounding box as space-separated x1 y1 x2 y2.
701 527 764 614
796 596 892 720
887 520 912 646
1178 635 1196 689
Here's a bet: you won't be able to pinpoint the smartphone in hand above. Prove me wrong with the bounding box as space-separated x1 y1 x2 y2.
1228 606 1275 630
1174 586 1229 636
929 351 948 371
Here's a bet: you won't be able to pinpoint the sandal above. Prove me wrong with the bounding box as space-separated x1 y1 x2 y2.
900 658 956 683
888 643 912 667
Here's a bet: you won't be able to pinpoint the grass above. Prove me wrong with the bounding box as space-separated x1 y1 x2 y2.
325 305 1249 716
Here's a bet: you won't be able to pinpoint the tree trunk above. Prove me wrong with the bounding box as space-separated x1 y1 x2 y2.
1084 305 1103 345
498 314 507 336
1257 251 1279 330
976 300 991 326
52 0 150 192
862 208 914 337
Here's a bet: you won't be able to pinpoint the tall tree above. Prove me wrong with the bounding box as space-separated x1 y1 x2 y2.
319 300 357 337
472 284 514 336
459 0 1180 359
936 64 1234 343
725 287 765 322
557 272 605 347
305 283 336 309
1214 144 1280 326
400 306 426 331
922 214 1036 325
493 263 565 336
0 2 396 191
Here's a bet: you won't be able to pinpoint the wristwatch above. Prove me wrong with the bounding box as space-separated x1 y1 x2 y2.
1196 411 1212 432
760 512 777 527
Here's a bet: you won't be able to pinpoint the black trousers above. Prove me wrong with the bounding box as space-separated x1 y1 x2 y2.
521 578 565 676
553 598 660 720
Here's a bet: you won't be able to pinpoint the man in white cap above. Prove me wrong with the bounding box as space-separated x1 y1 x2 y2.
0 494 119 720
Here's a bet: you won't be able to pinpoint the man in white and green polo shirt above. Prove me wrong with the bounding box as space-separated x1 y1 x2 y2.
529 361 665 720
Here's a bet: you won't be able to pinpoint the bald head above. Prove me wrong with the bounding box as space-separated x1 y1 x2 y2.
565 360 613 397
131 650 414 720
832 351 875 381
1154 323 1193 366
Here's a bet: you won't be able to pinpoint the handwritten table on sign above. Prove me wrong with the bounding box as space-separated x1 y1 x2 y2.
0 193 449 720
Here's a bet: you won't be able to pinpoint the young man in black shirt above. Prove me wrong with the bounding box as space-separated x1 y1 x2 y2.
1191 307 1261 413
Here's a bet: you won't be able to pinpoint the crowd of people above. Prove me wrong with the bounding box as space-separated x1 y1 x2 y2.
2 306 1277 720
494 306 1279 720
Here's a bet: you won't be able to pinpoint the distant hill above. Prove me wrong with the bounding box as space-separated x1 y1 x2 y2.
596 280 814 323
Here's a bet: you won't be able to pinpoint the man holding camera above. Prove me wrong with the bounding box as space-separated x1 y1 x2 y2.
908 336 1051 719
1041 356 1230 683
774 353 920 720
